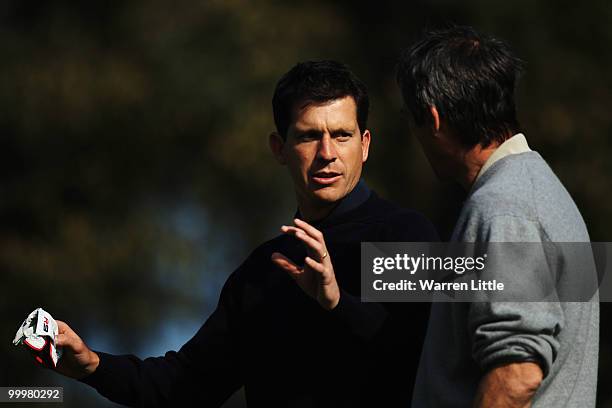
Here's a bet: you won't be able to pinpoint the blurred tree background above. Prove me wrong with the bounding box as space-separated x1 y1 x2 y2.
1 0 610 406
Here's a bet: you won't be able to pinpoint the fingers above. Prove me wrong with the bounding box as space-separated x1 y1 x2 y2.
272 251 329 288
293 218 324 241
281 219 328 261
281 226 323 253
271 252 304 278
305 256 336 287
56 321 72 347
55 333 70 347
56 320 72 335
304 256 325 274
293 220 327 260
55 321 81 351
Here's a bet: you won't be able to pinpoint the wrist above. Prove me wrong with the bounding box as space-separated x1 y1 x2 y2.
321 287 340 310
86 350 100 376
475 362 542 408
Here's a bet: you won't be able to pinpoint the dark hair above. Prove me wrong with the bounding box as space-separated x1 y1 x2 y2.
396 25 525 147
272 60 369 139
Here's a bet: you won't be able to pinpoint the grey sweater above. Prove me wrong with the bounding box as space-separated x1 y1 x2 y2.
412 151 599 407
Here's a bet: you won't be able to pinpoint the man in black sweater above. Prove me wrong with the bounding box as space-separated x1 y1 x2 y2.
53 61 438 407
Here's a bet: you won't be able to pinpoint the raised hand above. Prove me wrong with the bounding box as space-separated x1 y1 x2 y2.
271 218 340 310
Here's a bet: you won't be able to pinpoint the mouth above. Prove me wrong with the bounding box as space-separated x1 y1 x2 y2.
310 171 342 185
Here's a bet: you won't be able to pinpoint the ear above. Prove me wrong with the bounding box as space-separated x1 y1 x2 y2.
269 132 287 165
361 129 371 162
429 106 441 133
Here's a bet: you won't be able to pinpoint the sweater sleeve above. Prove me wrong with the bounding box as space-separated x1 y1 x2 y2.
80 271 244 407
328 288 388 341
467 215 564 377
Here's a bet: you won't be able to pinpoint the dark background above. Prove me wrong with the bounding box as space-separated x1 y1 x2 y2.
1 1 610 406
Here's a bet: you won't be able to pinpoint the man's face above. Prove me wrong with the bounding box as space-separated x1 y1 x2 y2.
271 96 371 215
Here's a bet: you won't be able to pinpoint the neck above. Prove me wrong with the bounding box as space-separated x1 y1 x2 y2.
457 143 499 190
297 201 338 223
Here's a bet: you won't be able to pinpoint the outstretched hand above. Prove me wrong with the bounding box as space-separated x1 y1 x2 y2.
271 218 340 310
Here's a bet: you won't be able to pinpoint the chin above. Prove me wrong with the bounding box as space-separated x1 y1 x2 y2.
311 185 345 204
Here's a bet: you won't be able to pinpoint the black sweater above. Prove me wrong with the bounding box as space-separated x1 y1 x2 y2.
81 187 438 407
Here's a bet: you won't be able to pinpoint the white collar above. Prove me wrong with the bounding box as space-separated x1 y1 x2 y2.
475 133 531 181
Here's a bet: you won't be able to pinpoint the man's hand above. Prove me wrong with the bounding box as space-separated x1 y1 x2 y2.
271 218 340 310
473 362 543 408
54 320 100 380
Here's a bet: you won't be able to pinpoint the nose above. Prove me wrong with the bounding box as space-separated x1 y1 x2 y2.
317 134 337 162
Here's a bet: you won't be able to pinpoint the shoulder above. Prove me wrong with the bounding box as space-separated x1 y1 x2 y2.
457 158 541 241
217 234 293 298
466 152 541 220
456 152 589 241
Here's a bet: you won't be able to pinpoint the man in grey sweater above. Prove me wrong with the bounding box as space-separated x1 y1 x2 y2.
396 26 599 407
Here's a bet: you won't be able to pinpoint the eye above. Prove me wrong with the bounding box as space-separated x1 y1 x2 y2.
334 132 353 142
295 131 320 142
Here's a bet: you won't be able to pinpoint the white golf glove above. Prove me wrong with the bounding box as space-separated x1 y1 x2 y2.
13 308 62 368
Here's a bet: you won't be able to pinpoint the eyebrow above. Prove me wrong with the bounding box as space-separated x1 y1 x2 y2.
330 128 355 136
293 127 355 136
293 129 324 138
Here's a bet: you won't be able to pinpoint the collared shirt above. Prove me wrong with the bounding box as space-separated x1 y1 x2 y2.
475 133 531 182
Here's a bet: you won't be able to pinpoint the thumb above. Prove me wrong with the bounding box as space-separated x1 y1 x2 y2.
55 333 71 348
54 321 82 352
271 252 303 278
